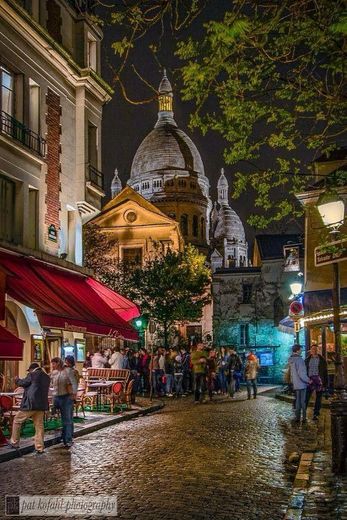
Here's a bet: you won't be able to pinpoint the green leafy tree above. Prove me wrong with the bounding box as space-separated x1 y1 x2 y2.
96 1 347 230
84 226 211 348
176 0 347 228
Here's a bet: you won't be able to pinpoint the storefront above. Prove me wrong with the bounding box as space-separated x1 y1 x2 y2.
303 288 347 378
0 249 139 387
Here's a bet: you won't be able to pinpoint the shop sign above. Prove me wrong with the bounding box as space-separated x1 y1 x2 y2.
314 239 347 267
283 244 300 272
64 322 87 333
48 224 57 242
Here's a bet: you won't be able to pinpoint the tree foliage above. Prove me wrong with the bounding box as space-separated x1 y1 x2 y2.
176 0 347 228
84 224 211 347
97 1 346 229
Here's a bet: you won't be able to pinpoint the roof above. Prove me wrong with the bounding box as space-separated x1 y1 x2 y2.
130 124 205 179
255 234 304 261
214 267 261 275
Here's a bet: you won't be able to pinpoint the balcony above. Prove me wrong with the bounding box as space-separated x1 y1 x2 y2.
87 164 104 191
0 111 46 157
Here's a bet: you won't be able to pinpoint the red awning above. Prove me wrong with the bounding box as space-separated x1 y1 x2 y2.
0 324 24 360
0 251 139 341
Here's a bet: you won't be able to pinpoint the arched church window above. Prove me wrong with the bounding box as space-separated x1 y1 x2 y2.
180 214 188 236
200 217 205 240
192 215 198 237
273 296 284 326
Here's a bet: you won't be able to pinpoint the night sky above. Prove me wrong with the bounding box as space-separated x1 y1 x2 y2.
100 3 302 247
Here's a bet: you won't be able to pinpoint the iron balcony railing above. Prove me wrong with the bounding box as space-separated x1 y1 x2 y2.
87 163 104 191
0 111 46 157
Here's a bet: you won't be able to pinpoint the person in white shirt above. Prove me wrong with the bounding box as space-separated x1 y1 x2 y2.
109 347 124 370
91 349 107 368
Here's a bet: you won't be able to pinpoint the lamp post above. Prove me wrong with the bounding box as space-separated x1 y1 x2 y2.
290 280 303 344
317 190 347 475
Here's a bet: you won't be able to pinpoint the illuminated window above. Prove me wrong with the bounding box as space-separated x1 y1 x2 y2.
159 95 172 112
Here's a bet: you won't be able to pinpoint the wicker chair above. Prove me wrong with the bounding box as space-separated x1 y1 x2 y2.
74 388 85 418
124 379 135 410
0 395 14 434
0 373 6 392
79 377 97 410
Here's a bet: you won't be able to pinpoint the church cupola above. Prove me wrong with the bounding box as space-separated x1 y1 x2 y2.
217 168 229 205
155 69 177 128
111 168 122 198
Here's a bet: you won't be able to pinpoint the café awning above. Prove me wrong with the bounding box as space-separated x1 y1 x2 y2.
0 324 24 360
0 251 139 341
278 316 295 335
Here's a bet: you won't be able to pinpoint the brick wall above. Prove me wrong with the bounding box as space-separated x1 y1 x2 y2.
45 88 61 254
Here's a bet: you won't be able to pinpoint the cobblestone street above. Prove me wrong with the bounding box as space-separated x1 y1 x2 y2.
0 393 327 519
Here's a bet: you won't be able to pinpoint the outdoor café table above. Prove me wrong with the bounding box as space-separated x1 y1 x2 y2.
88 381 115 411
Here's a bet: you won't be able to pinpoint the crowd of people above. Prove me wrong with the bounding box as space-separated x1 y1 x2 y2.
85 343 260 402
6 340 331 454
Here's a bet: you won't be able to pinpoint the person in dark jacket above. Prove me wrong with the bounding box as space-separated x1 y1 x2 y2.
305 345 328 420
9 362 50 453
227 347 242 398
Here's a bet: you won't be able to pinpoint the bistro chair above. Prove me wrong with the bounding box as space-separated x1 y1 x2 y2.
111 382 123 413
0 395 14 434
124 379 135 410
0 373 6 392
74 388 86 418
12 387 24 411
79 377 97 410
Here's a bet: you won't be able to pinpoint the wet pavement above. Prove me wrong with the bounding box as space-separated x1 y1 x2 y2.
0 392 324 519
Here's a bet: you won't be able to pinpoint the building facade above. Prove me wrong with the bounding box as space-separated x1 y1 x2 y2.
212 234 304 383
0 0 119 383
210 168 248 270
297 151 347 370
127 71 212 255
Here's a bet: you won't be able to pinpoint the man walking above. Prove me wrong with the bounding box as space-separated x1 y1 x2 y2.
10 362 50 454
305 344 328 420
288 344 311 424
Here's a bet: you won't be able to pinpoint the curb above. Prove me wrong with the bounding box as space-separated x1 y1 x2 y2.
284 452 314 520
276 393 331 409
283 408 328 519
0 402 164 463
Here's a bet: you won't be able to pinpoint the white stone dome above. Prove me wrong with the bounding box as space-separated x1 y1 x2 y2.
130 125 205 179
214 204 246 242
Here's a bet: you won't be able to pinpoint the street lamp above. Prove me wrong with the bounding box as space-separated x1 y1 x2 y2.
290 281 302 297
317 189 347 475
